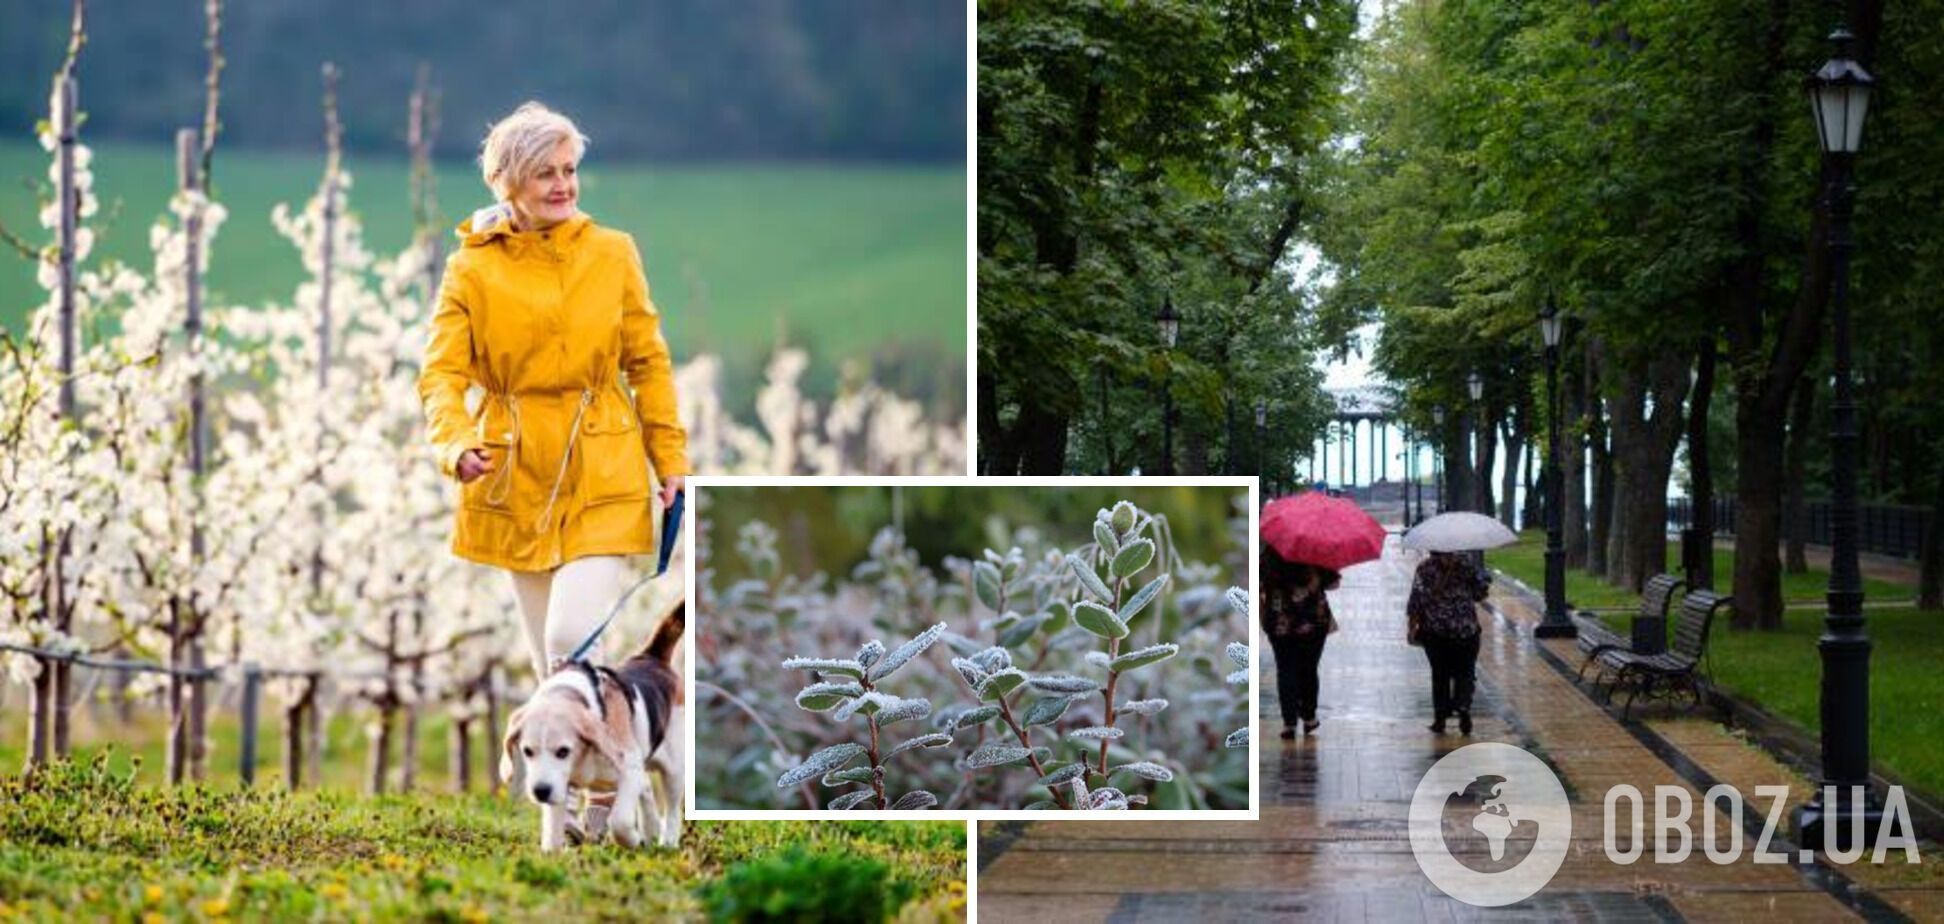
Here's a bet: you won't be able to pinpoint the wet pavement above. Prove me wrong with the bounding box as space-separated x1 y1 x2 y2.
975 534 1938 922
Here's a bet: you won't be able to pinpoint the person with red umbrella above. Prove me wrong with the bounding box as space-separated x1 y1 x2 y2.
1259 493 1386 739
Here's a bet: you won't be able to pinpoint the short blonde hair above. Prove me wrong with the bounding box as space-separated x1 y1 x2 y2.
478 101 589 200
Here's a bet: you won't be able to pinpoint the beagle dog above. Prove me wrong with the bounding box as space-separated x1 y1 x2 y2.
502 601 685 851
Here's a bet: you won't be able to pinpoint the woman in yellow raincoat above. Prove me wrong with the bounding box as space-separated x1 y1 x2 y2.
418 102 687 681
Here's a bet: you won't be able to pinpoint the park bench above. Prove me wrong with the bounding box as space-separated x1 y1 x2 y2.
1572 574 1684 681
1598 589 1734 719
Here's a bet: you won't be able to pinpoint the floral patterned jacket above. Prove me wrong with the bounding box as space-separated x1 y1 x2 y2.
1407 554 1489 640
1263 580 1335 640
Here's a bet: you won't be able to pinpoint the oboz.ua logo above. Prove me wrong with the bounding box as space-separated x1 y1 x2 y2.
1408 743 1573 908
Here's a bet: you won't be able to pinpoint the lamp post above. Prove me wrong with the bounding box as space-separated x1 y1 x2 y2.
1535 298 1576 638
1794 27 1880 853
1156 294 1179 476
1466 372 1484 513
1432 406 1446 513
1254 398 1269 491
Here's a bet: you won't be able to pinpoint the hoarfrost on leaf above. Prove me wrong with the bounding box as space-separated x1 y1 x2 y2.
776 742 866 787
964 744 1032 769
1067 725 1124 741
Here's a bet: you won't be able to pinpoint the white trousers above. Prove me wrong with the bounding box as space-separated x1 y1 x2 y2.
508 555 627 678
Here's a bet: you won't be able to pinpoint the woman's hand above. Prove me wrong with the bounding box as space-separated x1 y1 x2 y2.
660 474 685 509
457 448 495 483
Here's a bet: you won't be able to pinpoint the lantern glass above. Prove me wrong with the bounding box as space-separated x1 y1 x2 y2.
1255 400 1268 427
1812 81 1871 154
1467 373 1484 402
1540 312 1561 348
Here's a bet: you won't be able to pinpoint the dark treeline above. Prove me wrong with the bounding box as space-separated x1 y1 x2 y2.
0 0 964 163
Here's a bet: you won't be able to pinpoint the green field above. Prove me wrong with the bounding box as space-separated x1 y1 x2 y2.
0 140 966 406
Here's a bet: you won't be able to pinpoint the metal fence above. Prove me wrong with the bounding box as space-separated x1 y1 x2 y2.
1666 496 1932 560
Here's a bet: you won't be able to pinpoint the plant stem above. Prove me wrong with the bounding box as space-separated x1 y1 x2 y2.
867 713 885 809
996 694 1069 809
1099 575 1125 775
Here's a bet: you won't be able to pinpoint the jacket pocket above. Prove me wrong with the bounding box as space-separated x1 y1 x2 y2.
579 411 652 506
461 437 514 512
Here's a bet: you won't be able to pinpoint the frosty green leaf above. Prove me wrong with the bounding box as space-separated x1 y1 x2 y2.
875 696 932 725
822 767 876 787
780 656 865 678
1068 554 1112 602
795 681 864 712
1118 698 1169 716
1093 520 1117 555
1109 761 1174 782
974 560 1002 611
1226 727 1250 748
828 790 876 810
1226 641 1249 669
1109 500 1136 534
1072 600 1128 639
1110 538 1155 580
1021 695 1073 727
777 742 865 787
1110 643 1179 673
953 705 1000 728
1027 673 1100 695
1067 725 1125 741
1036 762 1087 787
1118 574 1169 624
976 668 1027 701
998 613 1047 648
965 744 1032 769
887 733 954 759
891 791 938 810
856 639 886 668
867 621 947 682
833 691 896 722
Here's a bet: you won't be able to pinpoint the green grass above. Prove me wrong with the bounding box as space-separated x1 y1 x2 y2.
0 754 965 922
0 140 966 405
1707 605 1944 805
1489 531 1944 804
1487 531 1915 612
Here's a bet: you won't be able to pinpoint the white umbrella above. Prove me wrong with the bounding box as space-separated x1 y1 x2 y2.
1401 512 1519 552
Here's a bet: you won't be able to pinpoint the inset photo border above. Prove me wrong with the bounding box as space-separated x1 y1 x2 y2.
684 475 1260 821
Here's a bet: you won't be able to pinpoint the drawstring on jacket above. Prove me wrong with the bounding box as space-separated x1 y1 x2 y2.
480 388 597 534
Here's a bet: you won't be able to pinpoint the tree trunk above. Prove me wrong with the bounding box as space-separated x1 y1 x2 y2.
1500 418 1524 529
451 715 473 793
1475 405 1497 516
284 691 308 790
1732 398 1789 629
1784 379 1815 573
305 683 325 789
1521 437 1543 533
368 700 395 795
1586 396 1617 579
1564 338 1590 567
1688 340 1718 590
188 637 208 780
1606 349 1692 592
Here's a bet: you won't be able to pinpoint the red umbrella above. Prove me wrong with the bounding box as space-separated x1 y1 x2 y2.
1261 492 1387 571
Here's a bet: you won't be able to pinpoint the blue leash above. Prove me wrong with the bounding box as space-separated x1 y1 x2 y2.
562 490 683 667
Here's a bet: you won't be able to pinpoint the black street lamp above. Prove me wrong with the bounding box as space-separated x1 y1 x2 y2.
1795 28 1880 853
1156 294 1179 476
1466 372 1484 513
1254 398 1269 490
1535 297 1576 638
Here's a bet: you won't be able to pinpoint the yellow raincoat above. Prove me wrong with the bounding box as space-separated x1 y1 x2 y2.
418 205 689 572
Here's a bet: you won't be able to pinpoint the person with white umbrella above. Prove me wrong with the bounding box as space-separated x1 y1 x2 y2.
1402 513 1515 735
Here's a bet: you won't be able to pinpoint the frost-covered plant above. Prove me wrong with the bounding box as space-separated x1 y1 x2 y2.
697 492 1249 811
777 622 952 809
1224 588 1251 749
945 501 1188 810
